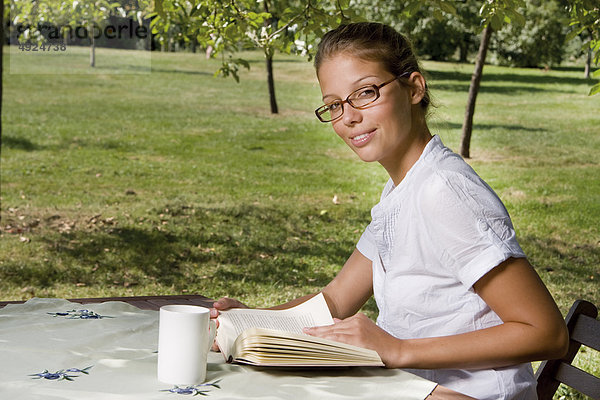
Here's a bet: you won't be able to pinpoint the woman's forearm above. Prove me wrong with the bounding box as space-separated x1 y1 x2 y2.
386 320 568 370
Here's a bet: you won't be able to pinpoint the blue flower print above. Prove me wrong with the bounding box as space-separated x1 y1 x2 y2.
161 380 221 396
30 366 93 381
47 309 113 319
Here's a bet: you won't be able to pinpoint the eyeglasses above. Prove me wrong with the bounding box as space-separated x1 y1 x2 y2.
315 72 410 123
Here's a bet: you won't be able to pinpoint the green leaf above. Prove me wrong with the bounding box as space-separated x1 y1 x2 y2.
504 8 525 27
337 0 350 10
565 27 585 42
491 14 503 31
406 1 421 16
235 58 250 70
438 2 456 15
589 82 600 96
433 9 444 21
154 0 165 18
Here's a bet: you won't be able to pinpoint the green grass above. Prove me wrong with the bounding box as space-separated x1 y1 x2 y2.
2 46 599 397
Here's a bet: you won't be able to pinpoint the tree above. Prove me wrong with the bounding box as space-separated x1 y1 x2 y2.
150 0 356 114
1 0 4 153
71 0 120 67
565 0 600 95
460 24 493 159
491 0 567 68
463 0 598 157
386 0 480 63
354 0 526 159
458 1 526 158
9 0 124 67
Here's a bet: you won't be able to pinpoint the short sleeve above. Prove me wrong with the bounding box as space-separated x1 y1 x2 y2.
420 171 526 289
356 224 378 261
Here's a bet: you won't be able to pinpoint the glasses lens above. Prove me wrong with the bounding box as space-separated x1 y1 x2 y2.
316 105 332 122
348 86 378 108
317 101 343 122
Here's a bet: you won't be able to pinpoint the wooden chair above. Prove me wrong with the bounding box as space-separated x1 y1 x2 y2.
535 299 600 399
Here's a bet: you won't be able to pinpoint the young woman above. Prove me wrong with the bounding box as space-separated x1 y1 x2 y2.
211 22 568 399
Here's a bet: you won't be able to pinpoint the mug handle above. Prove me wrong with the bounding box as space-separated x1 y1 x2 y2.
207 319 217 351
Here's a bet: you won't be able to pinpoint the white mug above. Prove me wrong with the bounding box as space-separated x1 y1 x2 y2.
157 305 216 385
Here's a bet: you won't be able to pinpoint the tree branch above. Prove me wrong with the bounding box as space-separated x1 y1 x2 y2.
265 1 312 41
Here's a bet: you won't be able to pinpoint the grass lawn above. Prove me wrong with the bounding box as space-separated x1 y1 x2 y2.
2 46 599 397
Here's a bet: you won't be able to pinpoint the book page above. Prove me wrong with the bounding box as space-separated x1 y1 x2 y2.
233 327 384 367
216 293 334 357
220 293 333 337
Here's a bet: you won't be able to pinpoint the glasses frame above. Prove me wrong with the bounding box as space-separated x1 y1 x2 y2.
315 71 411 123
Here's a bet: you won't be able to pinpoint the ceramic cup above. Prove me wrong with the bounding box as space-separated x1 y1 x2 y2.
157 305 216 385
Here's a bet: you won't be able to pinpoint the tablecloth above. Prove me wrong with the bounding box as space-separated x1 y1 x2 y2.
0 298 437 400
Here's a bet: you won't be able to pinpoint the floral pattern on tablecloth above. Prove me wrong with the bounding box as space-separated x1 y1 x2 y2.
161 380 221 396
30 366 93 381
47 309 113 319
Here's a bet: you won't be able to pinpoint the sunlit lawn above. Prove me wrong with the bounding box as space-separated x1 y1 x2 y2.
2 45 599 398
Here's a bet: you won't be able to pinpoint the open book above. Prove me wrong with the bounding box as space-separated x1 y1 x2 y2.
215 293 384 367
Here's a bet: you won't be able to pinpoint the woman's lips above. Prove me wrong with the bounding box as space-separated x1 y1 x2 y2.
350 129 376 147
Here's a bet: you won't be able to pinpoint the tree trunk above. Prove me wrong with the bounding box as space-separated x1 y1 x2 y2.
459 25 492 158
265 49 278 114
584 29 592 79
459 41 468 63
262 0 278 114
90 23 96 67
1 0 3 150
584 46 591 79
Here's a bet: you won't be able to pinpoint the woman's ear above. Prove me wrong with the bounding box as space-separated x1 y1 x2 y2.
408 72 427 105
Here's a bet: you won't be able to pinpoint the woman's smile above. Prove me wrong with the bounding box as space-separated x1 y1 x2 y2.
350 129 376 147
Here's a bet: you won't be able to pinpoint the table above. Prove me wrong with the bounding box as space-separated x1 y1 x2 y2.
0 296 474 400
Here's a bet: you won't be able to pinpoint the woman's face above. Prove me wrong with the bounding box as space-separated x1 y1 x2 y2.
317 52 425 172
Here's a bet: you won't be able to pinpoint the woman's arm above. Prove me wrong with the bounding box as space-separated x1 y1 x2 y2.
305 257 569 369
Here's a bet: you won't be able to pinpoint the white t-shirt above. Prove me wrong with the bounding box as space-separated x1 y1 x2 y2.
356 135 537 400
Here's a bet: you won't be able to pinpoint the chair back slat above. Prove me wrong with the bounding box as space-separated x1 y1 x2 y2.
554 362 600 399
536 299 599 400
570 314 600 351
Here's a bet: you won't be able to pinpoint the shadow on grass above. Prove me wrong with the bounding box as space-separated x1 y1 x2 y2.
1 203 364 291
53 137 135 152
430 82 587 95
521 235 600 273
428 69 597 87
1 136 42 151
520 234 599 310
150 67 213 76
246 58 306 65
429 121 546 133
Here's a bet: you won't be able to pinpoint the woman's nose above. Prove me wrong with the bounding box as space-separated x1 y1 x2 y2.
342 104 362 126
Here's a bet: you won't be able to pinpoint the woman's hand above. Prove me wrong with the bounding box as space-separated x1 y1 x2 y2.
302 313 402 368
210 297 249 319
210 297 249 351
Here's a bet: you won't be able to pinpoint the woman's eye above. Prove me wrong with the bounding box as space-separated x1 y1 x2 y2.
358 88 376 98
329 102 342 111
